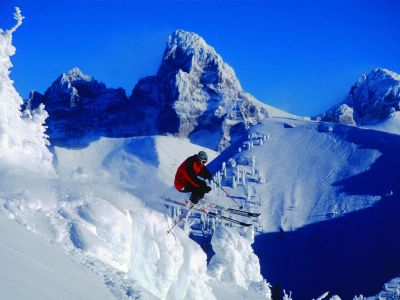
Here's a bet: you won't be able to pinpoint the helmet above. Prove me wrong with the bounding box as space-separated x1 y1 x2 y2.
197 151 208 162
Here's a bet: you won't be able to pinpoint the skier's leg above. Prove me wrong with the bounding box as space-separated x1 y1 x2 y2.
190 186 207 204
180 185 200 205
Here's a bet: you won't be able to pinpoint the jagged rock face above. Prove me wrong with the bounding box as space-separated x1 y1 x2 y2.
347 68 400 122
130 30 269 150
25 68 132 147
318 68 400 126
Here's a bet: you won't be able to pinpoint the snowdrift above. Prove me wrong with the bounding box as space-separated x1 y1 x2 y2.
0 214 113 300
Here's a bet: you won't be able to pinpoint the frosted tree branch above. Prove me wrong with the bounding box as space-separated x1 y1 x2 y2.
7 7 24 34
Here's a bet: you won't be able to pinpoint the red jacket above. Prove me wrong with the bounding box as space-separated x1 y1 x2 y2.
174 155 211 191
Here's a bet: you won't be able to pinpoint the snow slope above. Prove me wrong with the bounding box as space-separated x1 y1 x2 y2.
0 214 114 300
1 134 271 300
206 117 400 299
208 117 387 232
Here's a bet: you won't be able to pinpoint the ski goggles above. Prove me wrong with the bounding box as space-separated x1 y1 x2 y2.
200 159 208 164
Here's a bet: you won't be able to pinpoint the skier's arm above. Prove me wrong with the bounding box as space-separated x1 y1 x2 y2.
199 166 212 180
185 157 205 187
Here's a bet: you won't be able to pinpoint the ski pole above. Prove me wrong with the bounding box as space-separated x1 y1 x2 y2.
167 203 195 234
211 178 243 209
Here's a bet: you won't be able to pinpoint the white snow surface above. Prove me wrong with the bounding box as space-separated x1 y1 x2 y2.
0 214 114 300
208 226 271 300
363 111 400 135
1 133 269 299
207 117 383 232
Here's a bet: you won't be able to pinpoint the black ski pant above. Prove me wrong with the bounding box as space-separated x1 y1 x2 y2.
180 184 209 204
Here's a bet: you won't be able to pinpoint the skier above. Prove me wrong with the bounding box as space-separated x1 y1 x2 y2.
174 151 212 204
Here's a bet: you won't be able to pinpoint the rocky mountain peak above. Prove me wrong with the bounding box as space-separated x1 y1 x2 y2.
166 30 212 58
60 67 92 85
318 68 400 127
131 29 271 150
25 69 130 147
46 67 106 101
159 29 241 90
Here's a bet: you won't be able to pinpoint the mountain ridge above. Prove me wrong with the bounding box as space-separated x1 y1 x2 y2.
24 30 294 150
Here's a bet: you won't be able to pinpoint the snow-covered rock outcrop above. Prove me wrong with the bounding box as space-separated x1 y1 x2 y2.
317 68 400 133
131 29 291 151
208 227 271 299
0 8 53 175
24 67 131 147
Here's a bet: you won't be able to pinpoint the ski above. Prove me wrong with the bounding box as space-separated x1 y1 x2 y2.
211 204 261 218
205 211 252 227
163 198 252 227
163 198 260 218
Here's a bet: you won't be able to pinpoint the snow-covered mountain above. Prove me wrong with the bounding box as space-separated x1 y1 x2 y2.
26 30 294 150
129 29 294 151
317 68 400 134
24 67 132 147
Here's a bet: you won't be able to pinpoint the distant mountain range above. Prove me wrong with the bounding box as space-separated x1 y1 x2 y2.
25 30 292 150
24 30 400 149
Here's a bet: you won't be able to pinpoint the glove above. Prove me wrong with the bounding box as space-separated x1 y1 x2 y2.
203 185 212 193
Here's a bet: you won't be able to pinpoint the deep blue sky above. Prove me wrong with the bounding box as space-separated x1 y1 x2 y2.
1 0 399 116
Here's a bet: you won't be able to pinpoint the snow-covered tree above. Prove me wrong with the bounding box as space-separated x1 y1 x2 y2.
232 175 237 188
242 170 246 187
257 172 266 184
0 8 54 175
222 161 227 177
229 158 236 168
